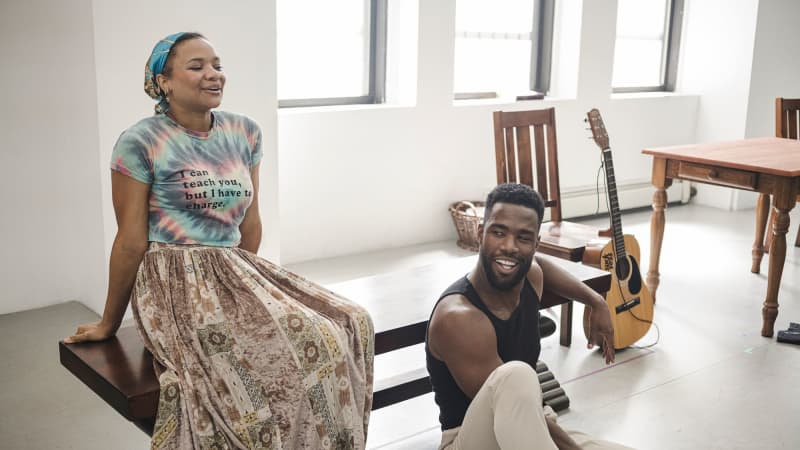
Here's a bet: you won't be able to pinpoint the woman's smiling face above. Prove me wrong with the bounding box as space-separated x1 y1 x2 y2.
157 38 226 113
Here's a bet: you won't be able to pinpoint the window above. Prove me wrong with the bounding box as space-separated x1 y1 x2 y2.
453 0 555 100
612 0 684 92
277 0 387 107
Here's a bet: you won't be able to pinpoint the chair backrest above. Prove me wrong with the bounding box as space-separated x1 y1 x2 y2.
775 97 800 139
776 98 800 205
493 108 562 222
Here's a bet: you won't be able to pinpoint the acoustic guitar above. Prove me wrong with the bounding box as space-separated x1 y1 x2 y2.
582 108 654 350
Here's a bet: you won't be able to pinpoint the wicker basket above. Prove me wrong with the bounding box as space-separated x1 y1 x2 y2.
449 201 485 252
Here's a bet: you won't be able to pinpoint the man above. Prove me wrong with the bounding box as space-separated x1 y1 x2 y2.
426 184 631 449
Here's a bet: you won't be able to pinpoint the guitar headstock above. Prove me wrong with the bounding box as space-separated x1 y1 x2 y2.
586 108 609 150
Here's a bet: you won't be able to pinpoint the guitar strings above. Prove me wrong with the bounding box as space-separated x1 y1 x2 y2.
600 148 660 349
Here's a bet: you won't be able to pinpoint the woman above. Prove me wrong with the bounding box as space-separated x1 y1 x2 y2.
66 32 374 449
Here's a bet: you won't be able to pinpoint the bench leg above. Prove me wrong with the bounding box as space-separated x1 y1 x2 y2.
559 302 572 347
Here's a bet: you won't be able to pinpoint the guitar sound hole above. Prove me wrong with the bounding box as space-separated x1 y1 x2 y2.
616 258 630 280
628 257 642 294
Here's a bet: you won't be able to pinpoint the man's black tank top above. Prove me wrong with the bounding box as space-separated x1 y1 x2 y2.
425 276 541 430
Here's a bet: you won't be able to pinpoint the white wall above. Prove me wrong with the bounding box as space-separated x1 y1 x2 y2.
8 0 790 313
92 0 280 273
277 0 698 264
0 0 107 315
1 0 279 315
738 0 800 210
677 0 800 211
745 0 800 139
677 0 761 210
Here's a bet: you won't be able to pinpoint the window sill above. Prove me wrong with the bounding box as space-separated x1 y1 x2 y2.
277 102 415 116
453 91 549 107
610 91 684 100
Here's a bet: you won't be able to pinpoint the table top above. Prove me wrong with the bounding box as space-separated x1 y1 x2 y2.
642 137 800 177
328 253 610 334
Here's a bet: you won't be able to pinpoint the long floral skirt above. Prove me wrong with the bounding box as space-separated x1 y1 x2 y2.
130 242 374 449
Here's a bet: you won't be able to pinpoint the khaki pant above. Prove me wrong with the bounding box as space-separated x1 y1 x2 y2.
440 361 634 450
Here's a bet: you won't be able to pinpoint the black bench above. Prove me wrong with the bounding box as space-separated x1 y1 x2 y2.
60 254 610 435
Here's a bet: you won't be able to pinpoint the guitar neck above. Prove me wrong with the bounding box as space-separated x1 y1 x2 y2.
601 148 627 260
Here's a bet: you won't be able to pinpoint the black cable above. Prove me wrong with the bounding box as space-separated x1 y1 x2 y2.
611 274 661 349
595 152 604 216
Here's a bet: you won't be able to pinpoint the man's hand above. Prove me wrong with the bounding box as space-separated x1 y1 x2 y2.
64 321 117 344
531 255 615 364
586 298 615 364
546 416 582 450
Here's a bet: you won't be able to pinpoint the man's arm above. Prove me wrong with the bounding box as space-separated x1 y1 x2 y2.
534 254 615 363
428 295 503 398
430 292 584 449
546 417 582 450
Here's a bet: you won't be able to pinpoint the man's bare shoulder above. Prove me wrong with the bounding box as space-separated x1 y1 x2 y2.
430 294 483 325
527 256 544 297
428 294 495 360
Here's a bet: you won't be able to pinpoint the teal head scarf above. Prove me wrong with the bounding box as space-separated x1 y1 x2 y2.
144 32 187 114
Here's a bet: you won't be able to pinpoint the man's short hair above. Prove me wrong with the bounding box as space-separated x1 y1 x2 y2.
484 183 545 225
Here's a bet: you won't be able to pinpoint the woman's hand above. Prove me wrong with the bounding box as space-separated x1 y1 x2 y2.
64 321 118 344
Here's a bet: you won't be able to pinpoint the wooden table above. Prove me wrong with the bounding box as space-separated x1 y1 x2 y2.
643 137 800 337
60 253 611 434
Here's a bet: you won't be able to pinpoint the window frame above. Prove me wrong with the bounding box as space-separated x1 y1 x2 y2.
278 0 388 108
612 0 684 93
453 0 556 100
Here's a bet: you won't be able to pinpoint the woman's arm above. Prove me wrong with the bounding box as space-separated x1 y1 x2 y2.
238 163 262 253
65 172 150 343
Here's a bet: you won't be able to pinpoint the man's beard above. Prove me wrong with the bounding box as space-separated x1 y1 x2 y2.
479 251 533 291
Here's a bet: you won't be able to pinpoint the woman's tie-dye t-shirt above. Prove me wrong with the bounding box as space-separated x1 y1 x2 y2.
111 111 262 247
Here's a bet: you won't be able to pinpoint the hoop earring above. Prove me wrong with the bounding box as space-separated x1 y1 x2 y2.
157 84 170 98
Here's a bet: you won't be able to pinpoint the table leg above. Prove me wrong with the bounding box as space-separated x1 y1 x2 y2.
751 194 770 273
647 187 668 302
761 192 794 337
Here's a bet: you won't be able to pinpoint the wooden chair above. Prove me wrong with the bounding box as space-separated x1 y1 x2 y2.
755 98 800 260
493 108 609 261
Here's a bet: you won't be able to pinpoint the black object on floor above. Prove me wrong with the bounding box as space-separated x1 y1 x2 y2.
535 360 570 412
539 314 557 338
777 322 800 345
